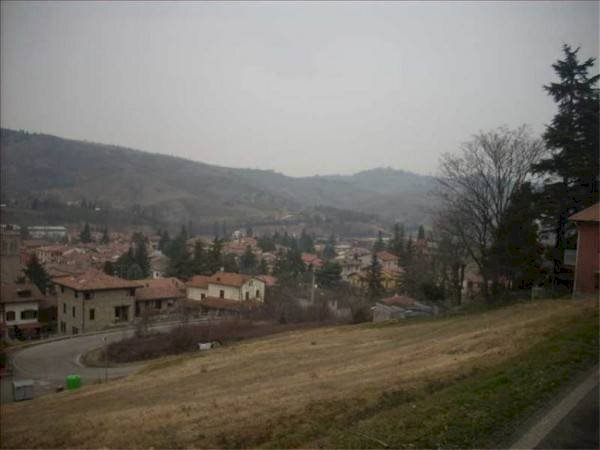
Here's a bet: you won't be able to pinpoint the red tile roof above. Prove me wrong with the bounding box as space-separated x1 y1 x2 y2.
0 283 46 304
569 203 600 222
208 272 256 288
186 275 211 289
135 278 185 301
52 269 143 292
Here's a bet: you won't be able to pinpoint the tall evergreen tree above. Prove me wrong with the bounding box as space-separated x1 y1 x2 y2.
365 252 384 300
133 233 150 278
79 222 92 243
101 225 110 245
158 230 170 252
388 223 405 260
373 230 385 253
192 240 208 275
103 261 115 276
316 261 342 288
258 258 269 275
240 245 257 274
417 225 426 240
323 233 337 260
533 44 599 279
23 255 51 294
223 253 239 273
206 237 224 274
298 228 315 253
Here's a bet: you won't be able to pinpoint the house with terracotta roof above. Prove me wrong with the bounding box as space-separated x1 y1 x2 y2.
53 269 144 335
187 272 265 315
569 203 599 295
301 253 323 269
134 277 185 316
1 283 45 340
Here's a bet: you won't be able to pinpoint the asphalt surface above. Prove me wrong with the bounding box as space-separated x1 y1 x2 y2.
1 318 212 404
535 384 599 450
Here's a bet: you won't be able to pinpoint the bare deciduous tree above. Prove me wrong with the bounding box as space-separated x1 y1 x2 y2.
434 126 545 302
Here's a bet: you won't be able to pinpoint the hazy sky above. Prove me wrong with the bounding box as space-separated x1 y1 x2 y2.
1 1 598 177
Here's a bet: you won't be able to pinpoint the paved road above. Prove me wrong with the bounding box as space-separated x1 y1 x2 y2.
512 366 599 449
1 319 212 404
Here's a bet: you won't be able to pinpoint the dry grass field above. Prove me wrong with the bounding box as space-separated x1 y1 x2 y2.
1 298 597 448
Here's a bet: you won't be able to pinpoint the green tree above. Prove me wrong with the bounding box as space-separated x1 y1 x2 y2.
365 252 384 300
133 233 150 278
533 44 599 280
315 261 342 289
388 223 405 260
373 230 385 253
19 225 29 241
192 240 208 275
103 261 115 276
240 245 257 274
101 226 110 244
258 258 269 275
206 237 224 274
323 233 337 260
223 253 239 273
490 183 544 290
79 222 92 243
417 225 426 240
298 228 315 253
158 230 170 252
257 234 276 252
23 255 51 294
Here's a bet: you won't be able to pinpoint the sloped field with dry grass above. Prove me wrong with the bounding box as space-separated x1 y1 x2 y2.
1 298 597 449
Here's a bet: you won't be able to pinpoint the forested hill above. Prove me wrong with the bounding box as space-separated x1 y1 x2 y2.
0 129 434 228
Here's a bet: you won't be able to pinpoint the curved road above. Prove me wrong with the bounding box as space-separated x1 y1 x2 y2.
1 319 211 403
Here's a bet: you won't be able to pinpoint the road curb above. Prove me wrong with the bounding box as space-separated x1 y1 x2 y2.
510 365 599 449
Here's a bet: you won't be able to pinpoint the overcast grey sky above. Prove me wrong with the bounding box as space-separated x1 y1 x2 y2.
1 1 598 177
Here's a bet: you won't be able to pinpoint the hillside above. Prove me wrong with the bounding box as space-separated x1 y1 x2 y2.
1 298 597 449
0 129 434 229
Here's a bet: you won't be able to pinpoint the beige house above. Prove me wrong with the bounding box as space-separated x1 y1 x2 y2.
186 272 265 315
134 277 185 316
0 283 44 340
54 269 143 335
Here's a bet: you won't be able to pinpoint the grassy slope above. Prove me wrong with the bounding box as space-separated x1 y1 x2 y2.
0 298 597 449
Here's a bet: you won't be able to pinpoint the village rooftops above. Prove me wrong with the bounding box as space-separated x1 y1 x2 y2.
0 283 45 304
52 269 144 292
569 203 600 222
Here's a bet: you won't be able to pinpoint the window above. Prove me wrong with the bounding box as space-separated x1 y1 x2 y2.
60 321 66 333
21 310 37 320
72 306 76 318
201 293 206 299
5 311 16 322
72 327 79 335
245 292 249 300
154 300 162 309
89 308 95 320
128 288 135 297
219 290 225 299
63 303 66 314
60 285 65 293
84 292 93 300
114 306 129 321
256 289 260 298
74 290 79 298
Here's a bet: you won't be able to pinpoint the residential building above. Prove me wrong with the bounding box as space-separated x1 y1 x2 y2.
1 283 44 340
53 269 143 335
28 226 68 241
1 230 22 284
134 277 185 316
569 203 600 295
187 272 265 315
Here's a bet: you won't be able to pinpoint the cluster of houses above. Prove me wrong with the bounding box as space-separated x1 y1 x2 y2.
1 202 598 339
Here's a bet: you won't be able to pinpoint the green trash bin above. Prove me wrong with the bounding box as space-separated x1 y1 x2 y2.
66 374 81 390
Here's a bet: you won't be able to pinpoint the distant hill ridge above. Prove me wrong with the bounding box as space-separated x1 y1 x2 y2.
0 128 433 226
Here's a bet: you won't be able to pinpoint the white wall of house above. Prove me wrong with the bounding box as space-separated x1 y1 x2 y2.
205 279 265 302
1 301 39 327
187 286 208 300
207 283 243 300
